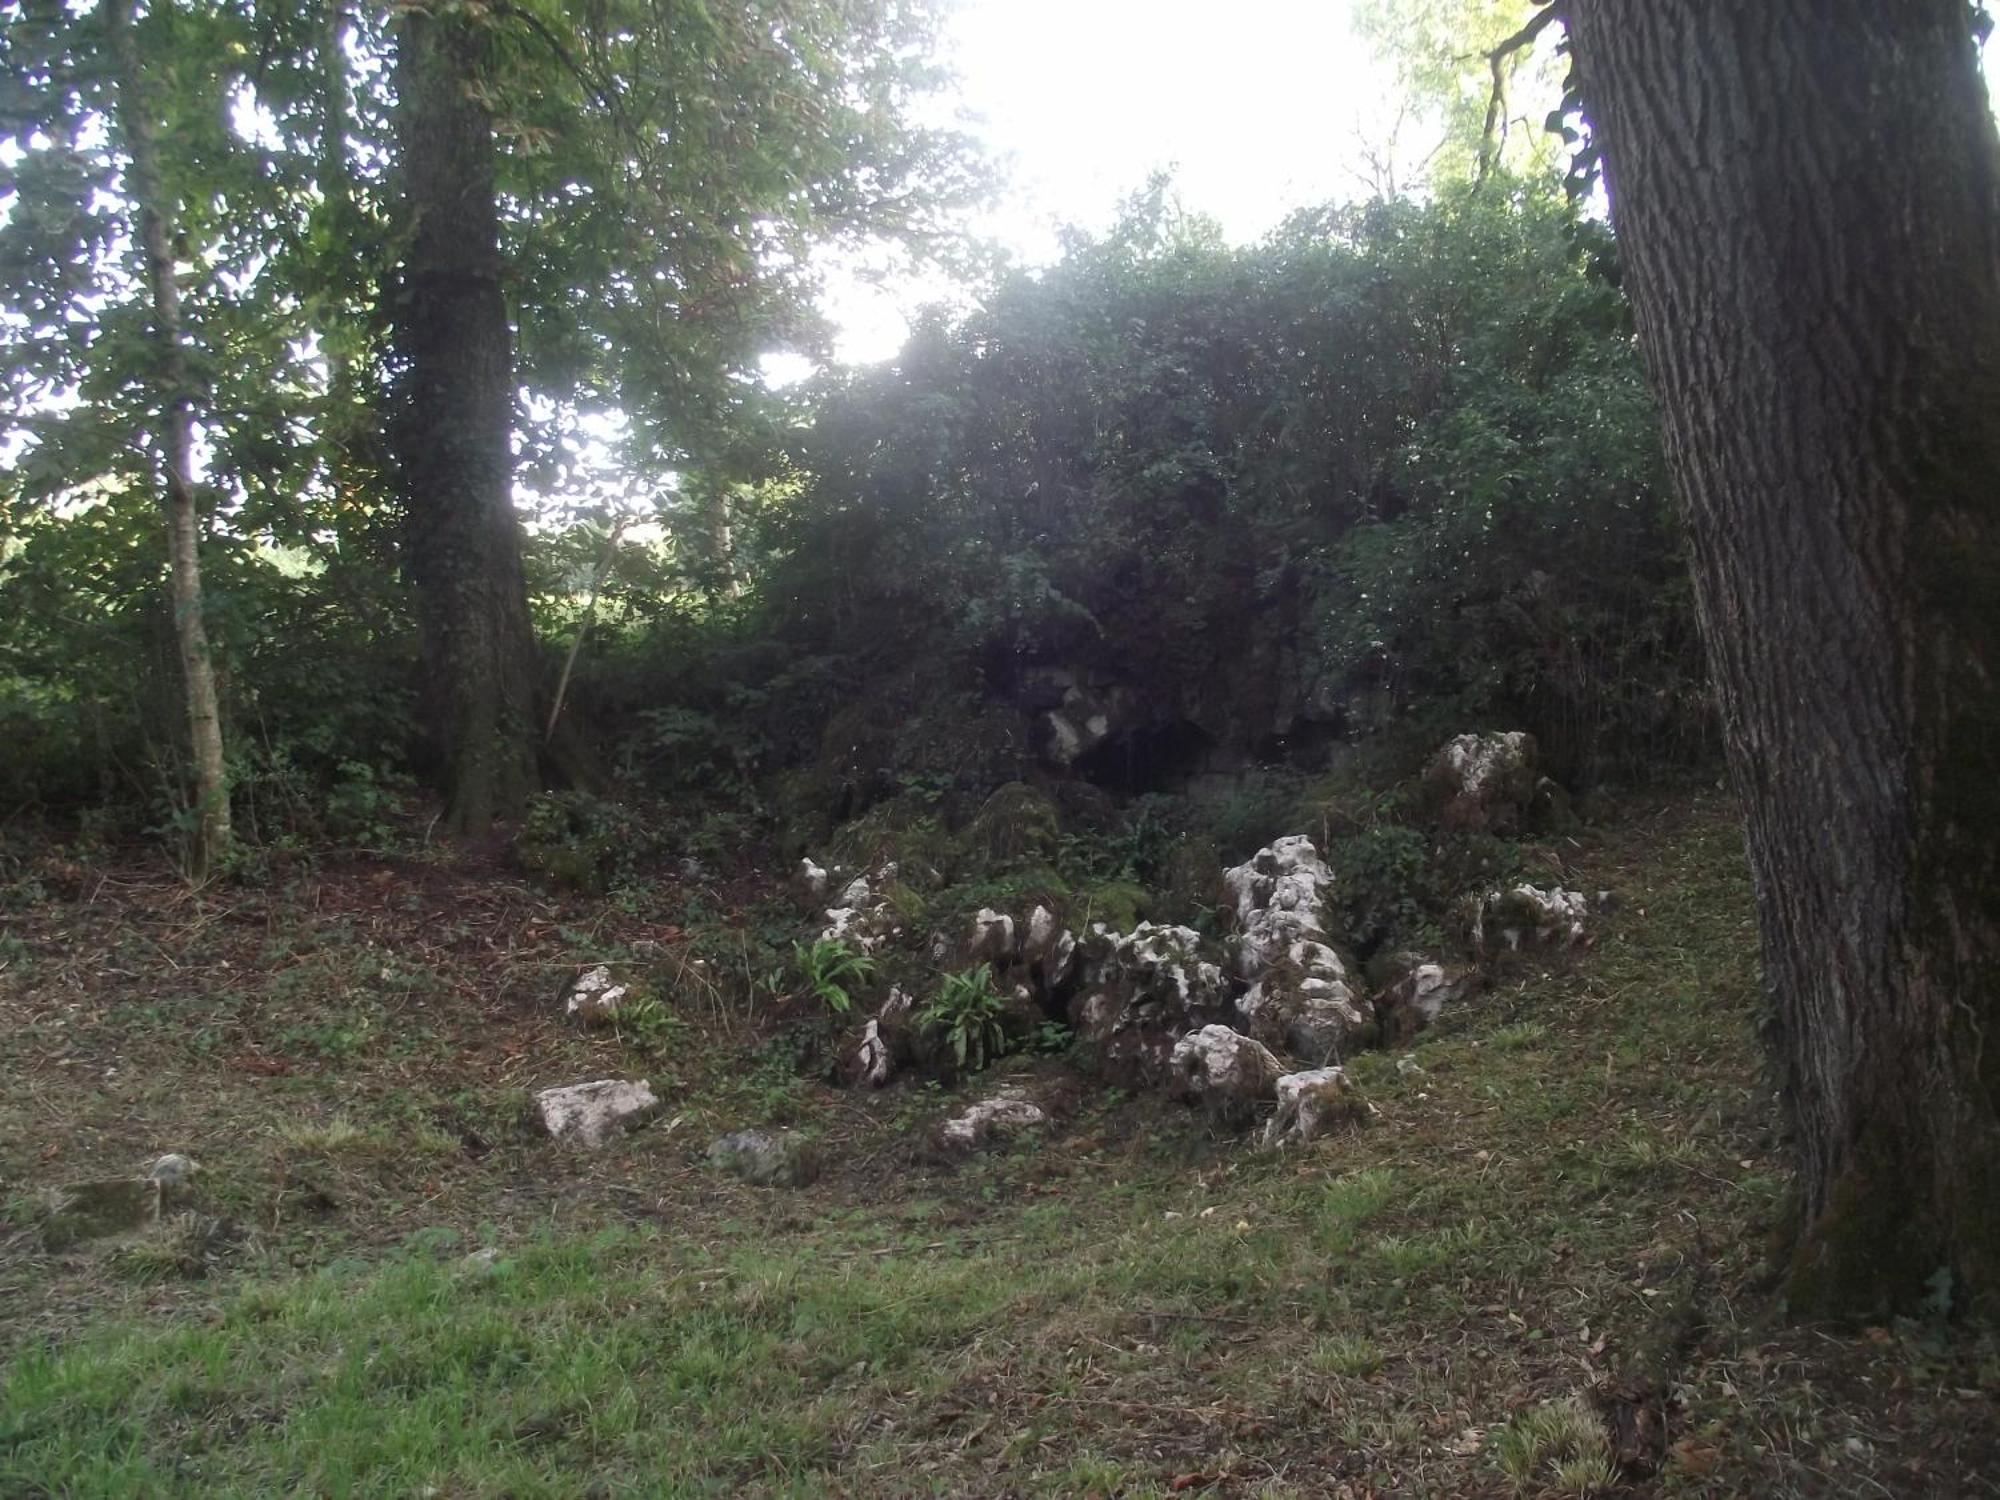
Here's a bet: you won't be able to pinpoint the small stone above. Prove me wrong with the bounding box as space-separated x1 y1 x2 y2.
968 908 1017 963
536 1079 660 1146
934 1090 1049 1154
1377 958 1478 1046
563 966 630 1027
1263 1067 1366 1147
147 1153 198 1188
847 1018 894 1088
707 1128 818 1187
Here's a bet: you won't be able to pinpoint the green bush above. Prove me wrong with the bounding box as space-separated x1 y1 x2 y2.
919 967 1011 1075
790 938 877 1017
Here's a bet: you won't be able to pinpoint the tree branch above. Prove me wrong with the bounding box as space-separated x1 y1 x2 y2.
1476 2 1564 188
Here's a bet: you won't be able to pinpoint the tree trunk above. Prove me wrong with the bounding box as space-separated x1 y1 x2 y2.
102 0 232 879
1567 1 2000 1315
389 3 540 832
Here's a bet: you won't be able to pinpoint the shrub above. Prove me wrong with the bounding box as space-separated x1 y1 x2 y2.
790 938 877 1016
918 967 1011 1074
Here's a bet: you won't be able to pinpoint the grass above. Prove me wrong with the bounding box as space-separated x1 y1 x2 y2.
1 790 1995 1496
1494 1396 1618 1494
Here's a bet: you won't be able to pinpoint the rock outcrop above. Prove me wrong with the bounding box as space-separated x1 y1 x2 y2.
1237 939 1372 1065
1223 835 1335 979
1426 731 1539 831
817 862 902 952
1169 1024 1287 1125
1070 922 1232 1086
1473 885 1589 953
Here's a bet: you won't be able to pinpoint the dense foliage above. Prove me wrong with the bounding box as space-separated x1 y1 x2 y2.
597 180 1704 826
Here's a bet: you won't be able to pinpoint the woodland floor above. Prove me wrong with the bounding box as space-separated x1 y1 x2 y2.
0 790 1995 1497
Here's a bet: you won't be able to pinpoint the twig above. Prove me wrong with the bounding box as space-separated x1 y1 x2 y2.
1475 2 1564 188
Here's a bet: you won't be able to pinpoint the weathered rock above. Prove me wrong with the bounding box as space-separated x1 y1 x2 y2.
1426 731 1539 831
563 965 630 1027
1170 1024 1286 1125
819 863 903 952
1263 1067 1366 1147
837 987 922 1088
1068 923 1232 1087
819 902 899 952
1024 904 1078 988
1473 885 1589 953
933 1090 1049 1154
968 908 1018 963
38 1177 162 1250
535 1079 660 1146
841 1017 895 1088
797 857 830 898
1238 940 1372 1064
706 1128 818 1187
1223 836 1336 979
147 1153 199 1189
1037 682 1130 767
1377 959 1478 1045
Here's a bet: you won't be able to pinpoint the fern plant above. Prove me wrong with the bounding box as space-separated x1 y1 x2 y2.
791 938 877 1016
918 966 1011 1073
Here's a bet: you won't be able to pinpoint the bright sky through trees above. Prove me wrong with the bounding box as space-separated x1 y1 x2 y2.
796 0 1406 371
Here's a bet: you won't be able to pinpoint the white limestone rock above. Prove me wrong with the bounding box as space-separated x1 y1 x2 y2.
1238 940 1372 1064
1223 835 1336 979
1067 922 1232 1086
1378 958 1478 1043
1263 1067 1365 1147
934 1090 1049 1154
968 908 1018 963
854 1018 893 1088
563 965 630 1027
536 1079 660 1147
1427 731 1539 831
1170 1024 1286 1125
1473 885 1589 953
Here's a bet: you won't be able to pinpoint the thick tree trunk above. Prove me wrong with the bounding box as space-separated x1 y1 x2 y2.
1568 1 2000 1315
103 0 232 879
390 4 540 832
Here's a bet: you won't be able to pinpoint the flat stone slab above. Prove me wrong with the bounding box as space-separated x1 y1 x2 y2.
706 1128 818 1187
536 1079 660 1146
934 1091 1048 1154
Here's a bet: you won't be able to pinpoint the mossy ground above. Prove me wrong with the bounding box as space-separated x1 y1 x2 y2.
1 791 1994 1497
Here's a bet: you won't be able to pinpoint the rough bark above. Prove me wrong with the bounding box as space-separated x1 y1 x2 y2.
102 0 232 879
390 4 541 832
1567 1 2000 1315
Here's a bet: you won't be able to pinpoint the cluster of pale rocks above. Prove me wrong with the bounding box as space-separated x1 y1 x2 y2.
531 732 1598 1165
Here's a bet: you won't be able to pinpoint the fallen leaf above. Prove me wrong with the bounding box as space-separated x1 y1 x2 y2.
1669 1439 1721 1476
